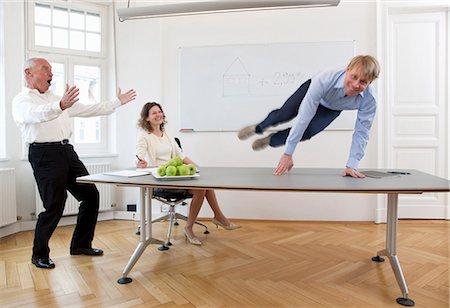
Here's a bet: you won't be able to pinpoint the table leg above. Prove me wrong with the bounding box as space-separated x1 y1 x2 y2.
118 187 164 284
373 193 415 306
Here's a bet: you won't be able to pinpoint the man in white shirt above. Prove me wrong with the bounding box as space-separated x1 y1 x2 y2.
12 58 136 269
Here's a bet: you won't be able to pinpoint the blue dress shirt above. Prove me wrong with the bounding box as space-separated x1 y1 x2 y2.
284 66 377 170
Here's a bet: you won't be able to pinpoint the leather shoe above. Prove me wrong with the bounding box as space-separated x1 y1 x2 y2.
252 133 273 151
238 125 257 140
70 247 104 256
31 257 55 269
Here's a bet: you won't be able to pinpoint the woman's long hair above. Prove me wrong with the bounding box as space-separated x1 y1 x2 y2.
137 102 167 133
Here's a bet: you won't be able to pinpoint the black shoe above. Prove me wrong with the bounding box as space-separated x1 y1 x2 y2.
31 257 55 269
70 247 104 256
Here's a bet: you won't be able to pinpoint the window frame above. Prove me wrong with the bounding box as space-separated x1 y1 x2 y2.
26 0 114 156
27 0 107 58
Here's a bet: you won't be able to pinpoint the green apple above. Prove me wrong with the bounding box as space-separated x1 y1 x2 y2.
166 159 177 167
177 164 190 176
157 165 166 176
187 164 197 175
174 156 183 166
165 165 177 176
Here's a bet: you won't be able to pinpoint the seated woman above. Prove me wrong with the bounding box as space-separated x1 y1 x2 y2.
136 102 240 245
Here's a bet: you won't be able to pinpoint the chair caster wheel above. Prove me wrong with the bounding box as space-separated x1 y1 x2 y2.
371 256 384 262
158 245 170 251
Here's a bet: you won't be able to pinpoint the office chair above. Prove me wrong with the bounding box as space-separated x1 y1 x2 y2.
137 137 209 251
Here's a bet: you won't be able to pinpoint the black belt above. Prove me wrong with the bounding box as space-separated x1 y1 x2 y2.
31 139 69 146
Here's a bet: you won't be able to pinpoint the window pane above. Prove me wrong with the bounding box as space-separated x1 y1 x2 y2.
70 10 84 30
53 7 68 28
35 25 51 46
86 13 100 32
86 33 101 52
70 30 85 50
35 3 51 25
74 65 101 143
32 4 103 55
53 28 68 48
49 62 65 97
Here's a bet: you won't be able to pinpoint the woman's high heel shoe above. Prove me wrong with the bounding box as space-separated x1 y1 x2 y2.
183 228 202 245
212 218 241 231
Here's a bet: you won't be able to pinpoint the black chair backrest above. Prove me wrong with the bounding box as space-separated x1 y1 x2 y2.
153 188 192 201
174 137 182 150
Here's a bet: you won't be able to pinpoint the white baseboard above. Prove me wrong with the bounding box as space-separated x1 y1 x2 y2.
375 205 449 224
1 208 448 239
113 210 138 220
0 211 118 238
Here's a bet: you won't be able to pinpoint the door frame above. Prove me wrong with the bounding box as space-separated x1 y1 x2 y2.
375 1 449 223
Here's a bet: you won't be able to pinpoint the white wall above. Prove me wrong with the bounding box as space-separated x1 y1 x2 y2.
114 1 380 221
1 1 385 224
1 1 32 221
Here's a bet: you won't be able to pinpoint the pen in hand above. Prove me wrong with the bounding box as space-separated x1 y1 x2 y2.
136 155 147 168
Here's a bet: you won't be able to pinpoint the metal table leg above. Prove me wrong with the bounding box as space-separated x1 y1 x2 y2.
118 187 164 284
373 193 415 306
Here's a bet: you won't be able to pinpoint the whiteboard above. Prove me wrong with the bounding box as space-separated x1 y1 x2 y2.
179 41 355 132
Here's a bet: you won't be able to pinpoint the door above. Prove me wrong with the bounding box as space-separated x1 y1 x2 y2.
377 6 449 221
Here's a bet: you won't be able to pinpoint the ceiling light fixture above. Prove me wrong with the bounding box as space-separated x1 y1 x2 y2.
117 0 341 21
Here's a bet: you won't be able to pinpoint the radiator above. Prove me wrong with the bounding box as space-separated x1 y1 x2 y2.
0 168 17 227
35 163 112 216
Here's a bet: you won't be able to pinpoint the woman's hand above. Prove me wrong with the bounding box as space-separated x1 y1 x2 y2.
136 158 148 168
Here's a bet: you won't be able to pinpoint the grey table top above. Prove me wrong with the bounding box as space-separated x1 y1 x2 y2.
77 167 450 194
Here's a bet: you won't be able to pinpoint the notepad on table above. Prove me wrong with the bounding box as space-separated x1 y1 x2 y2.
104 170 151 177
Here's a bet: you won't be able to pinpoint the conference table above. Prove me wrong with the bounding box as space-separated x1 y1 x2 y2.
77 167 450 306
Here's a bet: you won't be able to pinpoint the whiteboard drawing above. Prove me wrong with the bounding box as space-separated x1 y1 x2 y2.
223 58 250 96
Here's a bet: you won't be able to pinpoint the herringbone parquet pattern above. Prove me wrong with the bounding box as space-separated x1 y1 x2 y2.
0 219 448 307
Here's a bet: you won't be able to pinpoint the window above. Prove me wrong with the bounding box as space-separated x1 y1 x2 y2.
73 64 101 144
29 1 106 56
27 0 112 155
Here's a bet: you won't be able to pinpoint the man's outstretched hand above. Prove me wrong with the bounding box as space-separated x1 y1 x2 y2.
118 88 137 105
342 167 366 178
274 153 294 176
60 84 79 110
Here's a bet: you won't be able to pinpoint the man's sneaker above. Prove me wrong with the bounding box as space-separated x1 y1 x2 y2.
238 125 256 140
252 134 273 151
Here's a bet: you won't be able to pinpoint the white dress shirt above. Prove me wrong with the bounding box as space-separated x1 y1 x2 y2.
12 87 121 144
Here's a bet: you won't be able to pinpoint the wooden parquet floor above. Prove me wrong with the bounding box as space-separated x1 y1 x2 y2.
0 219 448 307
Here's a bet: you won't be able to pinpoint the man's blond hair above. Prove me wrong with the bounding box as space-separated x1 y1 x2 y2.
347 55 380 81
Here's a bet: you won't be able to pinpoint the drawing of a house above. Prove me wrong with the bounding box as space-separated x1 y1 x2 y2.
223 58 250 96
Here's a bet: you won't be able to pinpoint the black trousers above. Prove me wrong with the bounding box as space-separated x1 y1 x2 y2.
256 79 342 147
29 143 99 259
